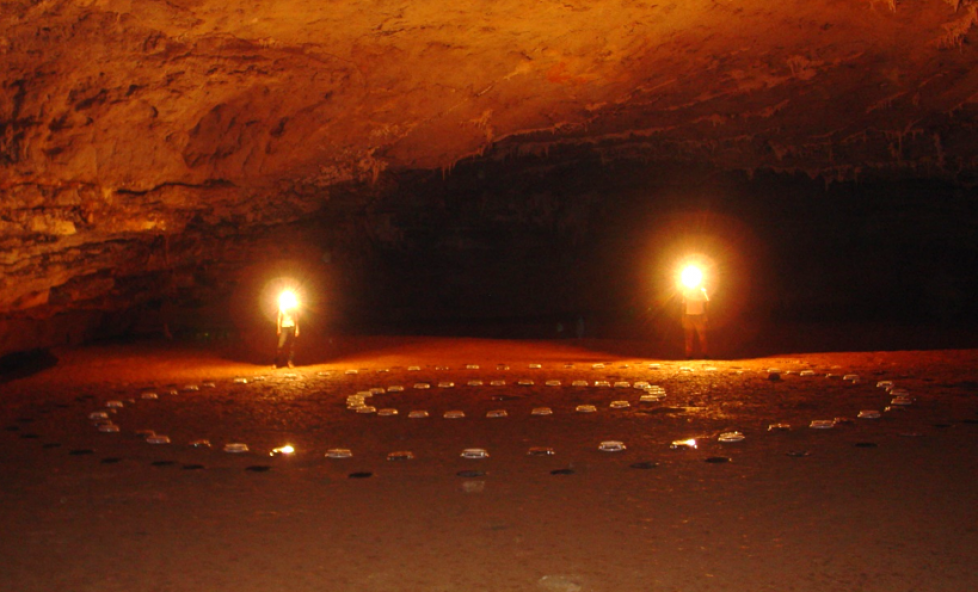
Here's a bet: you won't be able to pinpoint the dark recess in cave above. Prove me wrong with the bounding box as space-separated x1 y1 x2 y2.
119 152 978 359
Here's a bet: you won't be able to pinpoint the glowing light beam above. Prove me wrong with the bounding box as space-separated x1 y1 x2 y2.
278 289 299 311
680 264 704 289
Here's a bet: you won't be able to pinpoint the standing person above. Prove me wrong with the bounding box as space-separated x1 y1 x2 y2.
680 266 709 359
276 290 300 368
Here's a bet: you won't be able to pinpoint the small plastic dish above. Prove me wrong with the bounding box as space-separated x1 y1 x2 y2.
670 438 697 450
633 381 650 389
594 381 611 388
387 451 415 461
468 380 484 387
876 380 894 389
572 380 589 387
575 405 597 413
408 366 421 371
355 390 373 398
387 385 405 393
325 448 352 459
545 380 561 387
413 383 431 389
377 408 399 417
598 441 626 452
767 423 791 431
147 435 171 444
408 410 430 419
639 394 664 402
98 423 120 433
183 385 199 391
614 382 631 389
718 431 745 443
89 411 110 421
649 363 661 369
680 367 693 373
843 374 860 381
527 447 555 456
344 369 358 375
465 364 480 370
369 387 385 395
189 439 212 448
799 370 816 377
141 392 159 400
891 396 913 406
591 363 605 369
517 380 535 386
857 410 881 419
224 443 249 453
435 365 450 371
810 420 836 429
461 448 489 459
233 377 249 384
355 406 377 414
890 388 910 397
444 410 466 419
202 382 216 388
531 407 553 416
486 409 508 418
528 363 542 369
610 400 631 409
490 380 507 386
438 382 455 388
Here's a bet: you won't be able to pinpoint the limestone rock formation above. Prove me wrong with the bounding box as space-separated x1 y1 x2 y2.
2 0 978 353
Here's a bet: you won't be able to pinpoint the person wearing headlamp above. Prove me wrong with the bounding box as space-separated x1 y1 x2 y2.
680 265 709 359
276 290 300 368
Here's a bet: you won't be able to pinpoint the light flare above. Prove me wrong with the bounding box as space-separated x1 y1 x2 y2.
271 445 295 456
680 264 704 289
278 289 298 311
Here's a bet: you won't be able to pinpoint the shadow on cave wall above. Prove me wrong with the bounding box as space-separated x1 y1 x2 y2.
0 349 59 384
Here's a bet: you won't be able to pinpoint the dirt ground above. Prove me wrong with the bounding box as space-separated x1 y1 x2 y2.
1 336 977 592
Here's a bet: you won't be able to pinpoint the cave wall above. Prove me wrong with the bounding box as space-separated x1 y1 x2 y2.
4 0 978 355
2 152 976 356
127 155 978 345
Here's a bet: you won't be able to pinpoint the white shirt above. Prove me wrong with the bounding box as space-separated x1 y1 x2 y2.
682 287 709 316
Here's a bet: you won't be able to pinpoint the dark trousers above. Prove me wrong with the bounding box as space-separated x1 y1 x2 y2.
276 327 296 367
682 314 708 357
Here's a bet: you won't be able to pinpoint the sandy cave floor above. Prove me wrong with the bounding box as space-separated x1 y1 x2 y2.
1 337 977 592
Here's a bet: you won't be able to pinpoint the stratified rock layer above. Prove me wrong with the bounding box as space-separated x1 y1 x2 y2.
2 0 978 352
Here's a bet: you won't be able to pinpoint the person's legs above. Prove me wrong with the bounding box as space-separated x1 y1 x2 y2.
683 315 708 358
285 330 296 367
694 317 708 358
682 315 695 358
276 329 292 367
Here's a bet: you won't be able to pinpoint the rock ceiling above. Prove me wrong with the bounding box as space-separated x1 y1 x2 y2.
2 0 978 329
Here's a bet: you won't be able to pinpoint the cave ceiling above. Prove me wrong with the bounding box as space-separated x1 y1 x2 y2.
2 0 978 326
